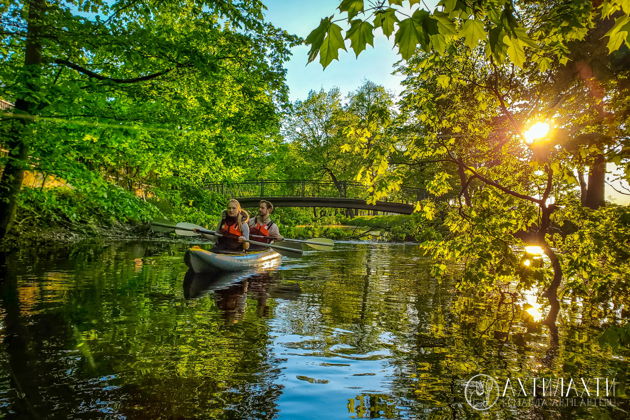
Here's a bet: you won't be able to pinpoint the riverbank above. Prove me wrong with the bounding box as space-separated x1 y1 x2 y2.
1 214 439 252
3 192 443 250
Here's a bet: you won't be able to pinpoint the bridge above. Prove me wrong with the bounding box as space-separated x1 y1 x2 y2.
206 180 426 214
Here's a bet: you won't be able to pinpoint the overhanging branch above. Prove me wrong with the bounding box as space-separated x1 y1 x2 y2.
55 59 182 83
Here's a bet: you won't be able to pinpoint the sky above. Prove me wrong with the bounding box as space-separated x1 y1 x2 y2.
264 0 405 101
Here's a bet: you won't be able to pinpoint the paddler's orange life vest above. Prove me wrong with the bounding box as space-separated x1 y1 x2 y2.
220 221 243 237
217 219 245 250
251 221 274 243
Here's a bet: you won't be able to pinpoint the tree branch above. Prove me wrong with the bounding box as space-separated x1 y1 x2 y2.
541 163 553 204
606 180 630 195
55 59 182 83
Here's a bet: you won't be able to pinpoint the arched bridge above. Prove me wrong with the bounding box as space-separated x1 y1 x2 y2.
206 180 426 214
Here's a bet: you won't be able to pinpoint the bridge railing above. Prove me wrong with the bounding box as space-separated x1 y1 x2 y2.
206 180 426 204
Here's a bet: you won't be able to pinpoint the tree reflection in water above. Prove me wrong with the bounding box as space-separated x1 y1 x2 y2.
0 241 626 418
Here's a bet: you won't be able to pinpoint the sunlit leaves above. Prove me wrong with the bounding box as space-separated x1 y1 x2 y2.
373 8 398 38
1 0 298 227
395 9 438 59
308 0 630 68
461 19 485 49
338 0 364 20
346 19 374 56
395 17 423 60
306 17 346 67
504 36 526 68
436 74 450 88
426 172 452 196
604 15 630 53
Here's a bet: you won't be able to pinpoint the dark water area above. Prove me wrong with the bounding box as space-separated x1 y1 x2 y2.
0 240 626 419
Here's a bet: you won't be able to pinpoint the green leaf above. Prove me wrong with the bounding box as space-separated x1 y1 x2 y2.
306 17 333 63
430 34 448 53
432 11 457 36
461 19 485 49
505 36 525 67
346 19 375 56
514 27 536 48
409 9 433 50
440 0 457 13
389 0 404 5
605 16 630 53
339 0 365 20
373 8 398 38
318 22 347 67
395 17 423 60
436 74 450 88
488 25 507 61
537 56 552 72
500 4 519 37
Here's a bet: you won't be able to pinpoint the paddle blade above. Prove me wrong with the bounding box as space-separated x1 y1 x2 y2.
151 220 177 233
303 238 334 251
175 222 206 237
274 240 304 251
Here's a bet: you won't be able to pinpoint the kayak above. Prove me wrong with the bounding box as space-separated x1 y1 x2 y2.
184 246 281 273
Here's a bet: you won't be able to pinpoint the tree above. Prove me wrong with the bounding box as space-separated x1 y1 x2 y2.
306 0 629 68
283 88 349 190
0 0 298 238
283 82 398 200
306 0 629 329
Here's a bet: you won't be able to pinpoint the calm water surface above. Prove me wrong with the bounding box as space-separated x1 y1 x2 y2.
0 241 627 418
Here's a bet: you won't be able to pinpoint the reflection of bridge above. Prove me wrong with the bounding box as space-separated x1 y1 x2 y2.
207 180 426 214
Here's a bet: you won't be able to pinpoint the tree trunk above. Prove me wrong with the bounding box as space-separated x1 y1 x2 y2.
0 0 44 239
457 163 471 206
584 153 606 209
577 168 587 206
539 205 562 327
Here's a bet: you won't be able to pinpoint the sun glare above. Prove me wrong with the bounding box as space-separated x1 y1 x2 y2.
523 289 543 322
525 245 544 255
526 306 543 322
524 122 551 144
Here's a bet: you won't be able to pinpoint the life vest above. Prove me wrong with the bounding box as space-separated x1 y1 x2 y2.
217 216 245 250
220 220 243 237
250 220 275 243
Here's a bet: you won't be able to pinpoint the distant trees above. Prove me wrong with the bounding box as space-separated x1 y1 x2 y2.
283 82 398 198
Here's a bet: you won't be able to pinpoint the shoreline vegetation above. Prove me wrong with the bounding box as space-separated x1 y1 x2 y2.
1 185 439 249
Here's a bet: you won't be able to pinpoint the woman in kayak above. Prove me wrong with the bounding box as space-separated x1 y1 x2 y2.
216 199 250 251
196 199 250 252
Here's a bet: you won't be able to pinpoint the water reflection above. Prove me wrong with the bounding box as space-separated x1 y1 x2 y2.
182 268 293 323
0 242 626 418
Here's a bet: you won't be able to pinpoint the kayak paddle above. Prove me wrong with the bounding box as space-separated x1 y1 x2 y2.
151 222 304 257
249 235 334 251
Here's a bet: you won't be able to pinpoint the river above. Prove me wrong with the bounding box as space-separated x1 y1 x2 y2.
0 240 626 418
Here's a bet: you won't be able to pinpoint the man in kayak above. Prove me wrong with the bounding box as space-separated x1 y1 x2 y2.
197 199 250 252
248 200 282 250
